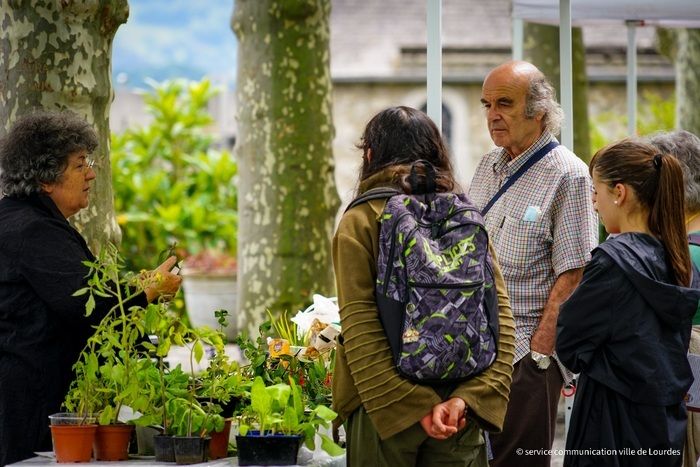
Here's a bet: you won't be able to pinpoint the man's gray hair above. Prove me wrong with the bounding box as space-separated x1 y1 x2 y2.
525 74 564 135
649 130 700 213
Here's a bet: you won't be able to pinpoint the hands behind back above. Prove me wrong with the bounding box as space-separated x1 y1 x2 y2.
420 397 467 440
143 256 182 303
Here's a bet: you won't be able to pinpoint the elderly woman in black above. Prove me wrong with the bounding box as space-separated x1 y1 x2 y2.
0 111 182 465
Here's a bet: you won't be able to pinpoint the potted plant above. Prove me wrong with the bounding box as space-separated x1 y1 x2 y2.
134 301 199 462
181 249 238 340
236 376 341 466
47 412 98 463
67 245 156 460
196 310 245 459
166 324 227 464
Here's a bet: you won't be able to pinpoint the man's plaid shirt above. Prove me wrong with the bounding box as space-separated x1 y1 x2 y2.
468 132 598 379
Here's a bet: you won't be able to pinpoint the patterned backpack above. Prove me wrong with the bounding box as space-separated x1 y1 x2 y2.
347 174 499 384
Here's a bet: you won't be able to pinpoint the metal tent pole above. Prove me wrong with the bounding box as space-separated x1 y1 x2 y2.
626 21 639 136
559 0 574 150
426 0 442 130
512 17 524 60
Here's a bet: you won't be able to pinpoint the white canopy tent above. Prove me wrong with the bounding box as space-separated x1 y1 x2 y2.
425 0 700 148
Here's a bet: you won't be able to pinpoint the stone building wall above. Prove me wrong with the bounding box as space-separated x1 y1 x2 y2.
332 80 675 206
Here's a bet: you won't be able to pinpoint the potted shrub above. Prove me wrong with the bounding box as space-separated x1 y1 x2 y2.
110 80 239 347
181 249 238 340
236 376 341 466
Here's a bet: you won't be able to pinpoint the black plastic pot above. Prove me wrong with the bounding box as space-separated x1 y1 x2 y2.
173 436 210 465
154 434 175 462
235 432 302 466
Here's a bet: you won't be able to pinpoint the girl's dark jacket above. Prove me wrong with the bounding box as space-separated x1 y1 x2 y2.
557 233 700 467
0 193 147 466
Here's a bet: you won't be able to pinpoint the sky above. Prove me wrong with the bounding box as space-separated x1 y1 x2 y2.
112 0 238 89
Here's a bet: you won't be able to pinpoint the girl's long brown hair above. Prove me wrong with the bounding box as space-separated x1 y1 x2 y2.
590 139 691 286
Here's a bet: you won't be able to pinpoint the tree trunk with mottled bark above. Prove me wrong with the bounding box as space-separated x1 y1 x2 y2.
232 0 338 334
0 0 127 251
676 29 700 135
524 23 592 163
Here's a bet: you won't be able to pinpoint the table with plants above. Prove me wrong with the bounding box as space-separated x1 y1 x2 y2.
14 248 344 466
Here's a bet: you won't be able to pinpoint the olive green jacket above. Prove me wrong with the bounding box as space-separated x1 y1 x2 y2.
331 167 516 440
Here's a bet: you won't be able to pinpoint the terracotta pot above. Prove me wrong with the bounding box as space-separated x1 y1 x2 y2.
208 419 232 459
50 424 97 463
93 424 134 461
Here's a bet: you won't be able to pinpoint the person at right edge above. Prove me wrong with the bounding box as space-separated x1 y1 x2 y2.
468 60 598 467
649 129 700 467
557 139 700 467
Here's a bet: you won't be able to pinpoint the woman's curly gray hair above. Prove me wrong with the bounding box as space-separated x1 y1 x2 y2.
525 74 564 135
649 130 700 213
0 111 98 197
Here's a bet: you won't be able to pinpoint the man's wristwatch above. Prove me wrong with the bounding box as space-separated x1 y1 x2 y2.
531 350 551 370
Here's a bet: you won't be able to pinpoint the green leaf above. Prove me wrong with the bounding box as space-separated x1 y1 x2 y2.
85 294 95 317
320 433 345 457
282 405 298 434
313 404 337 422
99 406 114 426
193 340 204 363
291 380 303 419
266 384 291 411
157 337 172 357
250 376 271 430
73 287 89 297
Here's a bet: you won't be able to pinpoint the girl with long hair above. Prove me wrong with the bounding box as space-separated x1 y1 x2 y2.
557 139 700 467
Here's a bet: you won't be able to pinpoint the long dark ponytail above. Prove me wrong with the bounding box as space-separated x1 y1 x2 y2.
590 139 691 286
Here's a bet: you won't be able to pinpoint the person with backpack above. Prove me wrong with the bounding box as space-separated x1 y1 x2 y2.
556 139 700 467
468 60 599 467
332 106 515 466
649 130 700 467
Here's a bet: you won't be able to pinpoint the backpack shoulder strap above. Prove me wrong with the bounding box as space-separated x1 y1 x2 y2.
345 187 402 213
690 233 700 247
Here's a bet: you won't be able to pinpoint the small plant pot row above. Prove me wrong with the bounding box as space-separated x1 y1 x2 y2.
50 421 233 464
50 424 133 463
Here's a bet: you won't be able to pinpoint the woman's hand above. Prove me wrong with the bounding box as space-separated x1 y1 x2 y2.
143 256 182 302
419 397 467 439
